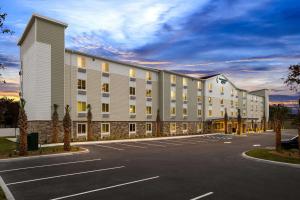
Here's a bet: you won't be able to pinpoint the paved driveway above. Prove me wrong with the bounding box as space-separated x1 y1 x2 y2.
0 130 299 200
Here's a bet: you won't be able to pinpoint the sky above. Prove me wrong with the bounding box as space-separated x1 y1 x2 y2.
0 0 299 108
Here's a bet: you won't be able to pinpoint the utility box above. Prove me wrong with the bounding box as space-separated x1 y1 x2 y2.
27 132 39 151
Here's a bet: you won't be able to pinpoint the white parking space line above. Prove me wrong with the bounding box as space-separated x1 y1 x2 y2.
118 143 147 149
253 144 261 147
190 192 214 200
136 142 166 147
152 140 182 146
95 144 124 151
6 166 125 186
224 141 232 144
172 140 198 144
0 158 102 173
50 176 160 200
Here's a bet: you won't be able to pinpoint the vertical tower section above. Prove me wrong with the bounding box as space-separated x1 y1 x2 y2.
18 14 68 121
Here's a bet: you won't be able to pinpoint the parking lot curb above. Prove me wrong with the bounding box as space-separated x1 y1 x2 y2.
41 133 220 147
242 151 300 169
0 176 15 200
0 148 89 163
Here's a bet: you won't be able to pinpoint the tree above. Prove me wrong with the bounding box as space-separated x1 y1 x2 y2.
18 98 28 156
156 109 161 136
284 64 300 155
63 105 71 151
273 105 290 152
51 104 59 143
87 104 93 141
224 108 228 134
285 64 300 92
237 108 242 135
0 8 14 84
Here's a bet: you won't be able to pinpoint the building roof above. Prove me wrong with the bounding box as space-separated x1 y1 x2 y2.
65 48 160 73
200 73 221 79
18 14 68 46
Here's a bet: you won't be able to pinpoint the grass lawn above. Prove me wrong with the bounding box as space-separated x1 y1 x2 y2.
0 137 82 159
0 186 6 200
246 148 300 164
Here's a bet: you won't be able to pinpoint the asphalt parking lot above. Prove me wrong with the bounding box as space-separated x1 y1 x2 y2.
0 131 299 200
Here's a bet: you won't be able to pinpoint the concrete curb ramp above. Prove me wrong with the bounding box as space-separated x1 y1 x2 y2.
0 148 89 163
0 176 15 200
242 152 300 169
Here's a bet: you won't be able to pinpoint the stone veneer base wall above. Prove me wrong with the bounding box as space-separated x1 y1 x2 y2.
27 120 204 143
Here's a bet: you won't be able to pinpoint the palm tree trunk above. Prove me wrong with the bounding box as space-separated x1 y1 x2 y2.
275 121 281 152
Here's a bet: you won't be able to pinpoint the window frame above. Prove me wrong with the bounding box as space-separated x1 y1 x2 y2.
77 123 87 136
170 123 176 134
146 123 152 134
101 123 110 135
129 123 136 134
101 103 110 113
77 79 86 90
102 83 109 93
129 104 136 114
77 101 87 113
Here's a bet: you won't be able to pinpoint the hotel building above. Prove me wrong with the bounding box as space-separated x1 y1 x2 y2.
18 14 269 142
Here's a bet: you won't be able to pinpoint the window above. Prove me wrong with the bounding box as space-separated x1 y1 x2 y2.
170 123 176 134
146 72 152 81
183 123 188 133
197 96 202 103
101 123 110 134
129 87 136 96
102 63 109 73
170 106 176 116
208 97 212 104
231 112 234 116
170 75 176 84
197 109 202 116
146 89 152 97
221 111 224 117
102 83 109 93
208 83 213 91
208 110 212 116
146 106 152 115
77 123 87 135
129 105 136 114
171 90 176 100
77 101 87 113
183 107 188 116
78 79 86 90
182 90 188 101
182 78 188 86
102 103 109 113
129 123 136 134
220 86 224 93
129 68 136 78
220 99 224 105
197 123 202 132
146 123 152 134
231 100 234 106
77 56 86 68
197 81 202 89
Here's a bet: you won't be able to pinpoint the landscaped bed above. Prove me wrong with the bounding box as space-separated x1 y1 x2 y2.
0 137 83 159
246 148 300 164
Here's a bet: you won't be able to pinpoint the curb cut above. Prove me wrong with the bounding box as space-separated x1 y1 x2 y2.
41 133 220 147
0 176 15 200
241 151 300 169
0 148 89 163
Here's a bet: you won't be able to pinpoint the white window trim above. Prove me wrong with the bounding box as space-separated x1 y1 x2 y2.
101 123 110 138
146 123 152 134
182 123 188 133
77 123 87 137
197 123 202 133
77 101 87 114
129 123 136 135
170 123 176 134
129 104 136 115
146 106 152 115
101 103 110 114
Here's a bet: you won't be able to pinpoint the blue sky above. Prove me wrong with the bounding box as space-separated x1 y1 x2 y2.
0 0 299 105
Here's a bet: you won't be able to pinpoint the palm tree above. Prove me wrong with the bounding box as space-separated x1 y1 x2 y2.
18 98 28 156
273 104 289 152
156 109 161 137
51 104 59 143
63 105 71 151
237 108 242 135
224 108 228 134
87 104 93 141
